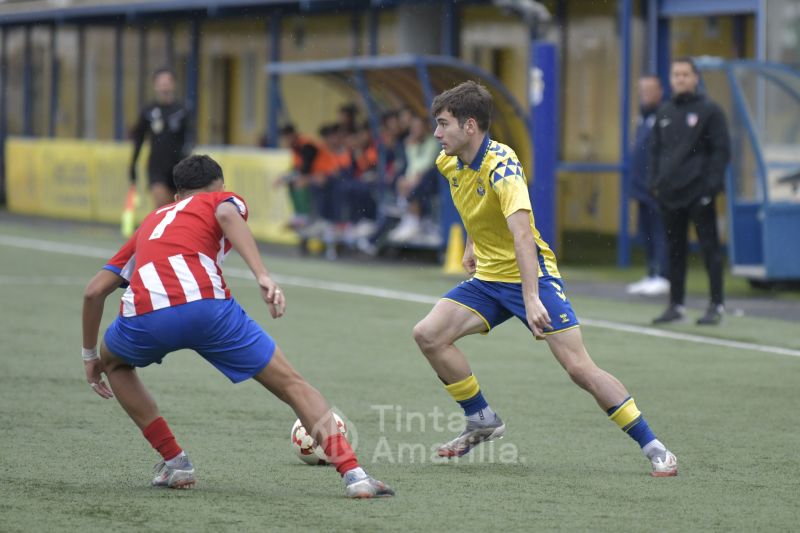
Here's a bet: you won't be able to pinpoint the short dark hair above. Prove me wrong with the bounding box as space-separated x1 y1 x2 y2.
172 155 223 193
153 67 175 80
339 103 358 116
671 57 698 74
319 123 340 137
431 80 492 131
279 123 297 137
381 110 399 125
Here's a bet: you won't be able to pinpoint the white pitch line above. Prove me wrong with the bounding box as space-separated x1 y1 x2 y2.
215 273 800 360
578 318 800 358
3 234 800 359
0 275 92 285
0 234 113 259
226 267 440 306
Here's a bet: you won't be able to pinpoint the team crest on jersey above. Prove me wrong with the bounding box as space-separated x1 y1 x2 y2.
451 177 459 188
686 113 698 127
476 181 486 196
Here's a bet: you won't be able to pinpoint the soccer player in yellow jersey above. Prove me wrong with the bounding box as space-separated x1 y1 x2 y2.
412 81 677 476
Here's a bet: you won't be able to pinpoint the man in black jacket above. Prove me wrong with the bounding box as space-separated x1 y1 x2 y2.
649 58 731 325
130 68 192 208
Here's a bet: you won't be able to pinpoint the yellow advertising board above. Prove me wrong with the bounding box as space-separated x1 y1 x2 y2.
199 146 297 245
5 137 297 244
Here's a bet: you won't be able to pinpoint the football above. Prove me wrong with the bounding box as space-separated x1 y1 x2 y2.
290 413 347 465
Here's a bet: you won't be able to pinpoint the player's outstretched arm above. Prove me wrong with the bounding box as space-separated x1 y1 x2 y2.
507 210 552 338
82 269 123 399
215 201 286 318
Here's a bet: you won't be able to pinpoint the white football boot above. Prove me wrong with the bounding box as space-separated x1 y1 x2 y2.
650 449 678 477
343 468 395 498
436 414 506 458
151 454 196 489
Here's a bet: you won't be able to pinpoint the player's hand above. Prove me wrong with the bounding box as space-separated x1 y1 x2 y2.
462 244 476 276
524 294 552 340
84 359 114 399
258 275 286 318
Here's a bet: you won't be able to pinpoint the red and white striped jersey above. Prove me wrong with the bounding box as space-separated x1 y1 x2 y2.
104 191 248 317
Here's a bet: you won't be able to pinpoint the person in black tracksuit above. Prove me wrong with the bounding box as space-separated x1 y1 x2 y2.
649 58 731 326
130 68 193 208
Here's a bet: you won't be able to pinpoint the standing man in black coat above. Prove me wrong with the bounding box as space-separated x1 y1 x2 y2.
130 68 193 208
649 58 731 325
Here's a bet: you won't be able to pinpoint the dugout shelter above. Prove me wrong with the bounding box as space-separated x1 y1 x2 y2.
696 58 800 284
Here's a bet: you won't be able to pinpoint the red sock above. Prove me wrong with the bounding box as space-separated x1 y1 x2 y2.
142 417 183 461
323 433 359 475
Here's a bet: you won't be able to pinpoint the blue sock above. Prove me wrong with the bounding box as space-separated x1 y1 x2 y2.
607 397 657 448
458 390 488 416
627 417 657 448
444 375 489 416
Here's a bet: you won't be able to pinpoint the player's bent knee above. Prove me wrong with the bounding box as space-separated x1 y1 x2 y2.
284 375 313 399
285 382 323 411
565 362 597 391
267 370 314 405
412 320 440 354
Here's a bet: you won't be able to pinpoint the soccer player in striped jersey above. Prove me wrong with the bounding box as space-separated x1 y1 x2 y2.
81 155 393 497
412 81 677 476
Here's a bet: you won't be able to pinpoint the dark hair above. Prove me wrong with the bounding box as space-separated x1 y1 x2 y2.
671 57 698 74
172 155 223 193
339 103 358 116
279 123 297 136
381 110 399 124
431 80 492 132
319 123 340 137
153 67 176 81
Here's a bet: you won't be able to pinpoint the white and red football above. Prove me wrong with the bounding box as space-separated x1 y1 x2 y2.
290 414 347 465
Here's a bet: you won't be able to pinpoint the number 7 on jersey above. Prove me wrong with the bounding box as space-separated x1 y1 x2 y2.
149 197 194 240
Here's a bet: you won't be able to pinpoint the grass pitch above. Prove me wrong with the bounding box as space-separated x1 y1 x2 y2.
1 218 798 532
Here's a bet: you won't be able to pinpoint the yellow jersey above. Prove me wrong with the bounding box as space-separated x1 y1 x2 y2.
436 135 560 282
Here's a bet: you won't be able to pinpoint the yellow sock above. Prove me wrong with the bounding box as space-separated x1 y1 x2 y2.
444 375 489 416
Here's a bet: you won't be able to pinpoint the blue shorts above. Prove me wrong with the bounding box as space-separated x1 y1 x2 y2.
103 298 275 383
442 276 580 335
